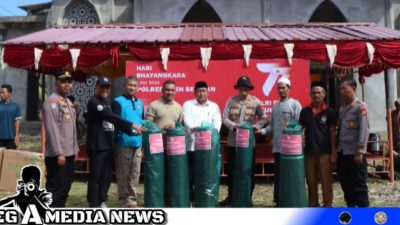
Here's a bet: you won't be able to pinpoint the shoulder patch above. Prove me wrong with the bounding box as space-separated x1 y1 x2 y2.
360 104 368 116
97 105 104 111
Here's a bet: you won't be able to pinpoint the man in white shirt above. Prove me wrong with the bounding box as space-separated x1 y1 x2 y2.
183 81 222 202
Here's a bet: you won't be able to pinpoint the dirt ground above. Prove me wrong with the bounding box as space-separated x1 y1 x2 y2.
0 134 397 207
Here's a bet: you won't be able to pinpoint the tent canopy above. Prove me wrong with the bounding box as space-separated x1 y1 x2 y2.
1 23 400 80
1 22 398 181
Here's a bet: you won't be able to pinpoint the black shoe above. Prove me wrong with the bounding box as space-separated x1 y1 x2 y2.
219 198 232 207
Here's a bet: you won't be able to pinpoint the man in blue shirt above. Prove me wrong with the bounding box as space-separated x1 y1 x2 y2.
112 76 146 207
0 84 22 149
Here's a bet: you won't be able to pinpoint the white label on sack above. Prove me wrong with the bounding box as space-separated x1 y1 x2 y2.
194 131 212 150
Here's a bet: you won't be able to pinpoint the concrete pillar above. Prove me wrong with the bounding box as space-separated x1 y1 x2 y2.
386 0 398 106
133 0 142 22
261 0 270 23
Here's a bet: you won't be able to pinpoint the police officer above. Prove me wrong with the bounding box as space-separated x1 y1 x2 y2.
221 76 267 206
43 72 79 207
85 76 144 208
337 78 369 207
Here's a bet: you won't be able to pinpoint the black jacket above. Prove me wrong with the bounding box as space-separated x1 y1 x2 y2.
84 95 134 151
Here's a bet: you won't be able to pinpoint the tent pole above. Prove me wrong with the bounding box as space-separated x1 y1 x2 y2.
384 69 395 182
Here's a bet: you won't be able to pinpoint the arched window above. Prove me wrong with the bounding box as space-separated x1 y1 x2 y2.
182 0 222 23
309 0 347 22
63 0 100 25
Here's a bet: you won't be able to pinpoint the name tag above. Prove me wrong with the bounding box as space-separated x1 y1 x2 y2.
149 133 164 154
166 136 185 155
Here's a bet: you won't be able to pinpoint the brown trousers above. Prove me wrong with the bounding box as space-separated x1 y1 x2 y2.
115 146 142 207
305 153 333 207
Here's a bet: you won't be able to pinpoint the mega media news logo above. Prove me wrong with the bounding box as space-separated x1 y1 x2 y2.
0 165 166 225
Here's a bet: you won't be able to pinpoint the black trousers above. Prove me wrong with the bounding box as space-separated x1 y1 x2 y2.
225 146 255 202
45 155 75 207
188 151 195 202
337 152 369 207
0 139 16 149
273 153 280 206
87 150 114 207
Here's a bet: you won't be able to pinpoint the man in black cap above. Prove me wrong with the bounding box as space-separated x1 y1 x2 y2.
221 76 267 206
42 71 79 207
182 81 222 203
84 76 145 208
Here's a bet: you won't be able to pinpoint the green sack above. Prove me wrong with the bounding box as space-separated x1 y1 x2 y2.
283 119 303 135
278 119 307 207
165 123 190 207
232 123 254 207
142 120 165 208
193 122 221 207
278 155 307 207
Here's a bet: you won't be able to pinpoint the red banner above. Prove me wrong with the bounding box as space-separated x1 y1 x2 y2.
126 59 310 116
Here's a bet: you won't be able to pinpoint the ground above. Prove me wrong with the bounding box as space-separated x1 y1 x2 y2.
0 134 398 207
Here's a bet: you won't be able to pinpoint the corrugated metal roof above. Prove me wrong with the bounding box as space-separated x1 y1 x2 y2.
4 23 400 45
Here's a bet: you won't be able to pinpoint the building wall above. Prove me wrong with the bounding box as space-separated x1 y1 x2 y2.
0 22 46 120
136 0 264 23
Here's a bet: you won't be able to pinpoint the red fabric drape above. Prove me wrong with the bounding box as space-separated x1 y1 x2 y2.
252 42 286 59
4 45 34 69
128 42 286 60
5 40 400 74
210 42 243 59
169 43 206 60
3 45 120 70
372 41 400 68
111 46 120 68
128 44 160 60
39 45 71 68
293 42 328 62
335 41 369 67
359 63 385 78
129 43 216 60
76 45 119 68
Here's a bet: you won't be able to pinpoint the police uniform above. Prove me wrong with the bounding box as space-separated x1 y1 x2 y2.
223 95 267 146
85 91 137 207
337 98 370 207
221 76 267 205
43 91 79 207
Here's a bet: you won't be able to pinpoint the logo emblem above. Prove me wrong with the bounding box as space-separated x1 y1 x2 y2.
374 211 387 225
256 63 291 97
97 105 104 111
339 211 352 224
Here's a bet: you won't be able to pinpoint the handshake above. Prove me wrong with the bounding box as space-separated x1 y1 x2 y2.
132 124 147 135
